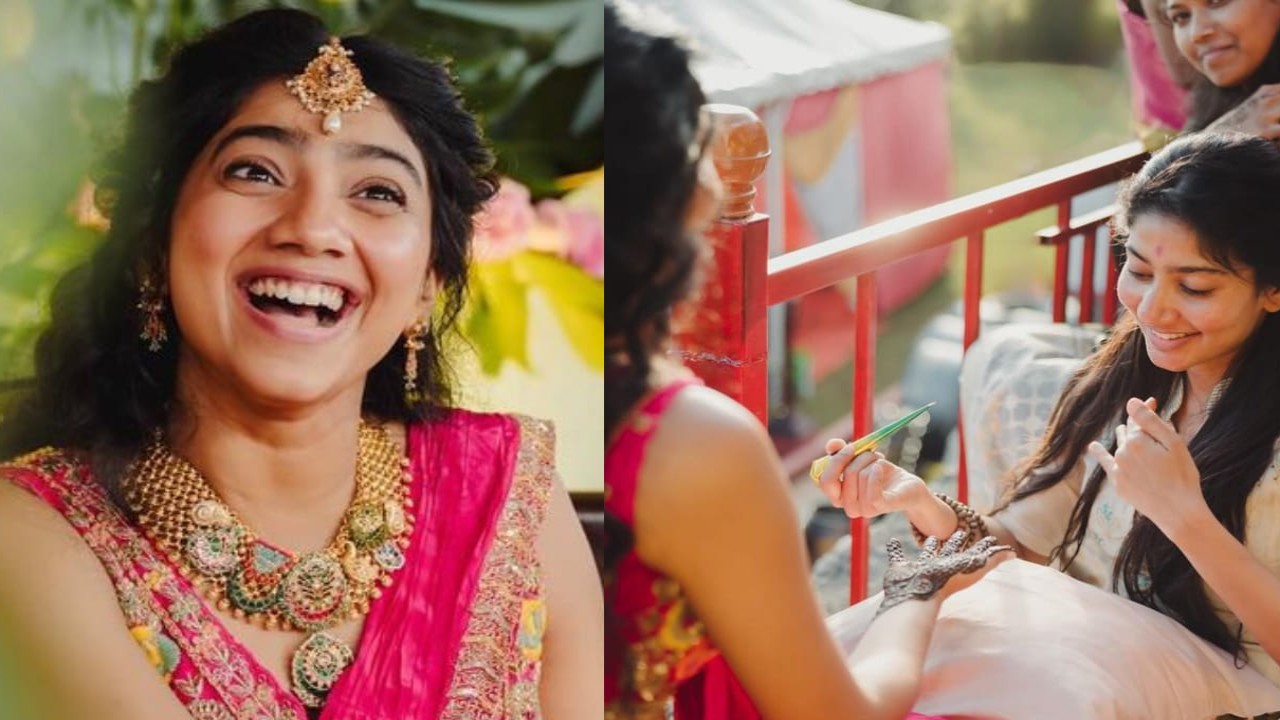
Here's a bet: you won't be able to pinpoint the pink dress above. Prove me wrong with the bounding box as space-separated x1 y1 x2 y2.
605 379 761 720
2 410 554 719
605 379 942 720
1118 0 1189 135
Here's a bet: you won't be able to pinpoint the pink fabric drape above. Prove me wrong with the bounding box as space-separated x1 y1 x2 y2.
324 412 520 718
1118 0 1189 132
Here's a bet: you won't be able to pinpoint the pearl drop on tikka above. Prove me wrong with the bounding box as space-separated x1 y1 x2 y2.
323 111 342 135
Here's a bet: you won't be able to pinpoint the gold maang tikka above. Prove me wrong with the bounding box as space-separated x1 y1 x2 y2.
286 37 376 135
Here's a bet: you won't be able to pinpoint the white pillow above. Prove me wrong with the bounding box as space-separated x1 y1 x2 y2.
826 560 1280 720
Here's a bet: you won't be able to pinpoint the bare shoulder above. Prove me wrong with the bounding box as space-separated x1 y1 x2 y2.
0 471 98 563
642 384 781 497
634 385 789 558
0 468 191 718
0 469 128 636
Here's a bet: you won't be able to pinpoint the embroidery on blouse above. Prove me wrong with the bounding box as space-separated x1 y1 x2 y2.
2 448 301 720
440 415 553 719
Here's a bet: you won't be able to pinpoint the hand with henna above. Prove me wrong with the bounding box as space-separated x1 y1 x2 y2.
875 530 1012 617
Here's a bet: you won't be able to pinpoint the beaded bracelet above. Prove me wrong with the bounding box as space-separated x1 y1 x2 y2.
910 492 989 550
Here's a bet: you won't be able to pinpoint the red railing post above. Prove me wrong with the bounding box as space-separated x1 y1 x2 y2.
849 272 877 603
956 231 985 506
673 105 772 423
1052 200 1071 323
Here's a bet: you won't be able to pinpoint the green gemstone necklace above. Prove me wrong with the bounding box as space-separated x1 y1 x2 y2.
125 420 414 707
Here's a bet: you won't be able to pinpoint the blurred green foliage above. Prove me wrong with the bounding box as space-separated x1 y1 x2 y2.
859 0 1122 66
0 0 601 389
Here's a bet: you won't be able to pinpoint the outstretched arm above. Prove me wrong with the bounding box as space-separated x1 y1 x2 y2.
636 387 1005 720
816 439 1050 565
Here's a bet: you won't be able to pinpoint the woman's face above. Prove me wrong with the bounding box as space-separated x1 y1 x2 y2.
1117 212 1280 384
167 81 433 413
1166 0 1280 87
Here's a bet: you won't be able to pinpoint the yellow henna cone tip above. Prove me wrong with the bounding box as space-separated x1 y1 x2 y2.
809 403 936 485
809 455 831 484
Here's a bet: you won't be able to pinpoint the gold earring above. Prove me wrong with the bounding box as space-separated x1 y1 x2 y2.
137 275 168 352
403 321 427 405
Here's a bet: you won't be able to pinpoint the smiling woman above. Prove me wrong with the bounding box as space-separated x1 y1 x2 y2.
1157 0 1280 134
0 8 600 720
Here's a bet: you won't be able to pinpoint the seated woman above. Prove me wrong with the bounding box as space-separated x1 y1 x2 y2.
818 133 1280 719
0 9 599 719
604 4 1009 719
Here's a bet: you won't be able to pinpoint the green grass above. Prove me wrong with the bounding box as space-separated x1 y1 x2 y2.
795 59 1131 425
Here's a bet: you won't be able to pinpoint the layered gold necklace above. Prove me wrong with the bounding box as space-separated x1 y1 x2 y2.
125 420 413 708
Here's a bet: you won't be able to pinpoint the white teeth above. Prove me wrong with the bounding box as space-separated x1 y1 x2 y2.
247 277 345 312
1154 331 1191 340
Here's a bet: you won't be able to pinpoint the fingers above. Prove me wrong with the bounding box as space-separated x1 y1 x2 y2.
939 529 966 556
1125 397 1178 449
919 535 940 561
885 537 907 567
839 458 867 515
837 453 884 517
824 438 845 455
815 442 854 504
973 544 1015 572
816 442 881 506
963 536 1012 564
1088 441 1119 476
969 535 996 555
843 450 882 482
845 456 906 518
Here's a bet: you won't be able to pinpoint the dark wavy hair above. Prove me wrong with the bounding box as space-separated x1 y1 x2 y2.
604 3 706 438
0 9 497 506
1008 133 1280 663
604 0 707 702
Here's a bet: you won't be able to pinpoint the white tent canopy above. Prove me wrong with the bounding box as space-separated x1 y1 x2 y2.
636 0 951 108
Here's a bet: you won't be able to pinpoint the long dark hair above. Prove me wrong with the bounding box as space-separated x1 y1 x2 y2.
604 2 707 441
0 9 497 506
604 0 707 700
1009 133 1280 660
1183 9 1280 130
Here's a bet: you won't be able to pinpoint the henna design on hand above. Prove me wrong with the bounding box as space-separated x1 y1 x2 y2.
875 531 1011 617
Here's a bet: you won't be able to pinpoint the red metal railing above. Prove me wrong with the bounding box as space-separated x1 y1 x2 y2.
679 114 1148 605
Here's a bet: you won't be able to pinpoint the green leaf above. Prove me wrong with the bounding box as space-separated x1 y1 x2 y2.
465 258 531 374
0 264 57 301
411 0 589 34
515 252 602 371
550 0 601 67
570 64 602 136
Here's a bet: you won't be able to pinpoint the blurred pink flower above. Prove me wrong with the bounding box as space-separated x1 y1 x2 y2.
472 173 603 278
563 207 604 279
473 179 534 262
